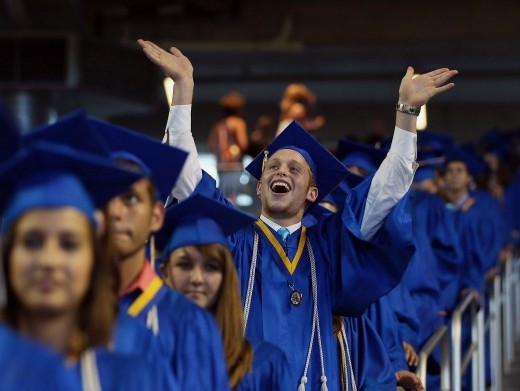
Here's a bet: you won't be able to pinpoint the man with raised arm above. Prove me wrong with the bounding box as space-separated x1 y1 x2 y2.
139 38 457 391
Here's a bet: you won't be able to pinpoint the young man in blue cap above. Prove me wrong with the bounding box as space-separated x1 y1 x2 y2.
440 147 503 391
139 38 457 390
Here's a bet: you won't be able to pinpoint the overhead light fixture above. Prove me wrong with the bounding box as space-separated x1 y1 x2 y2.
163 77 174 106
416 104 427 131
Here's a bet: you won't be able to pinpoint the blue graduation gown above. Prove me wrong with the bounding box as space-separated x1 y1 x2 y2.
471 189 505 270
236 340 292 391
0 323 75 391
413 190 463 313
366 294 409 373
445 191 501 391
112 312 171 373
68 348 176 391
447 191 500 295
505 175 520 245
341 315 397 391
194 171 415 390
385 283 421 351
118 275 230 391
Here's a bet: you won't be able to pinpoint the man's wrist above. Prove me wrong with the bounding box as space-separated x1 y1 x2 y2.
396 102 421 116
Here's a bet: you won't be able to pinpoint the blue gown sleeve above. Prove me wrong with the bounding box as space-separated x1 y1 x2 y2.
193 170 234 207
421 192 463 312
322 177 416 316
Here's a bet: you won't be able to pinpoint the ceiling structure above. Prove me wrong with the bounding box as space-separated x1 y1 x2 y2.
2 0 520 142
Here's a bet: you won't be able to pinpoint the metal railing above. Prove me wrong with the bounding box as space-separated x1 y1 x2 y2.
416 324 450 391
415 253 520 391
503 258 514 373
451 293 484 391
489 274 502 391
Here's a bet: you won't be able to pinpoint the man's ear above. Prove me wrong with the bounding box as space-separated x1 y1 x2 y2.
306 186 318 203
150 201 166 233
256 180 262 197
94 210 106 238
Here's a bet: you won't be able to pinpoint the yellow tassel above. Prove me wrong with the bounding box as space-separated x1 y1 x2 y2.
261 150 269 174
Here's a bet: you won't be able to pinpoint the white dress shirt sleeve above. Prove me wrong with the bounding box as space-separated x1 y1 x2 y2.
163 104 202 201
360 126 418 240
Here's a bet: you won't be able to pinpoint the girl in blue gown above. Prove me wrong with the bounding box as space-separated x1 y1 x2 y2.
0 142 175 390
156 194 291 390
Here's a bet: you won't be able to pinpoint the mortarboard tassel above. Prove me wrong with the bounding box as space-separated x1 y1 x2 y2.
297 376 307 391
261 150 269 173
320 375 328 391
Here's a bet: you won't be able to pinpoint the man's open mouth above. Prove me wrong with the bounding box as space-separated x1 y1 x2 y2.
270 181 291 194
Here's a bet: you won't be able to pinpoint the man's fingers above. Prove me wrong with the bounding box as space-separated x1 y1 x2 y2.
431 82 455 97
145 40 165 53
424 68 450 77
138 39 167 58
141 48 164 67
169 47 182 57
433 70 458 86
403 66 415 80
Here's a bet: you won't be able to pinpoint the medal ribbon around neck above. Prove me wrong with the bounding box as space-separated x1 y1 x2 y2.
255 220 307 275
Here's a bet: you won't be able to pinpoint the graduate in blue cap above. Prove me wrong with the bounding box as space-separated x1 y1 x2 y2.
0 103 77 391
329 140 425 390
24 114 230 390
441 146 501 295
139 37 458 390
155 194 291 390
0 141 176 390
439 146 503 391
98 120 229 391
335 139 388 178
412 164 464 315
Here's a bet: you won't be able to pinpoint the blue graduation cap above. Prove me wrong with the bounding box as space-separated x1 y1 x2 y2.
335 139 387 175
156 194 257 264
86 117 188 202
245 121 348 202
413 166 437 183
24 113 189 203
479 129 509 161
415 131 453 166
444 145 486 179
24 111 109 156
417 131 453 153
0 141 143 233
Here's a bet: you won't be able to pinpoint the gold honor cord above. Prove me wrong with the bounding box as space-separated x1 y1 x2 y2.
127 276 163 317
255 220 307 275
